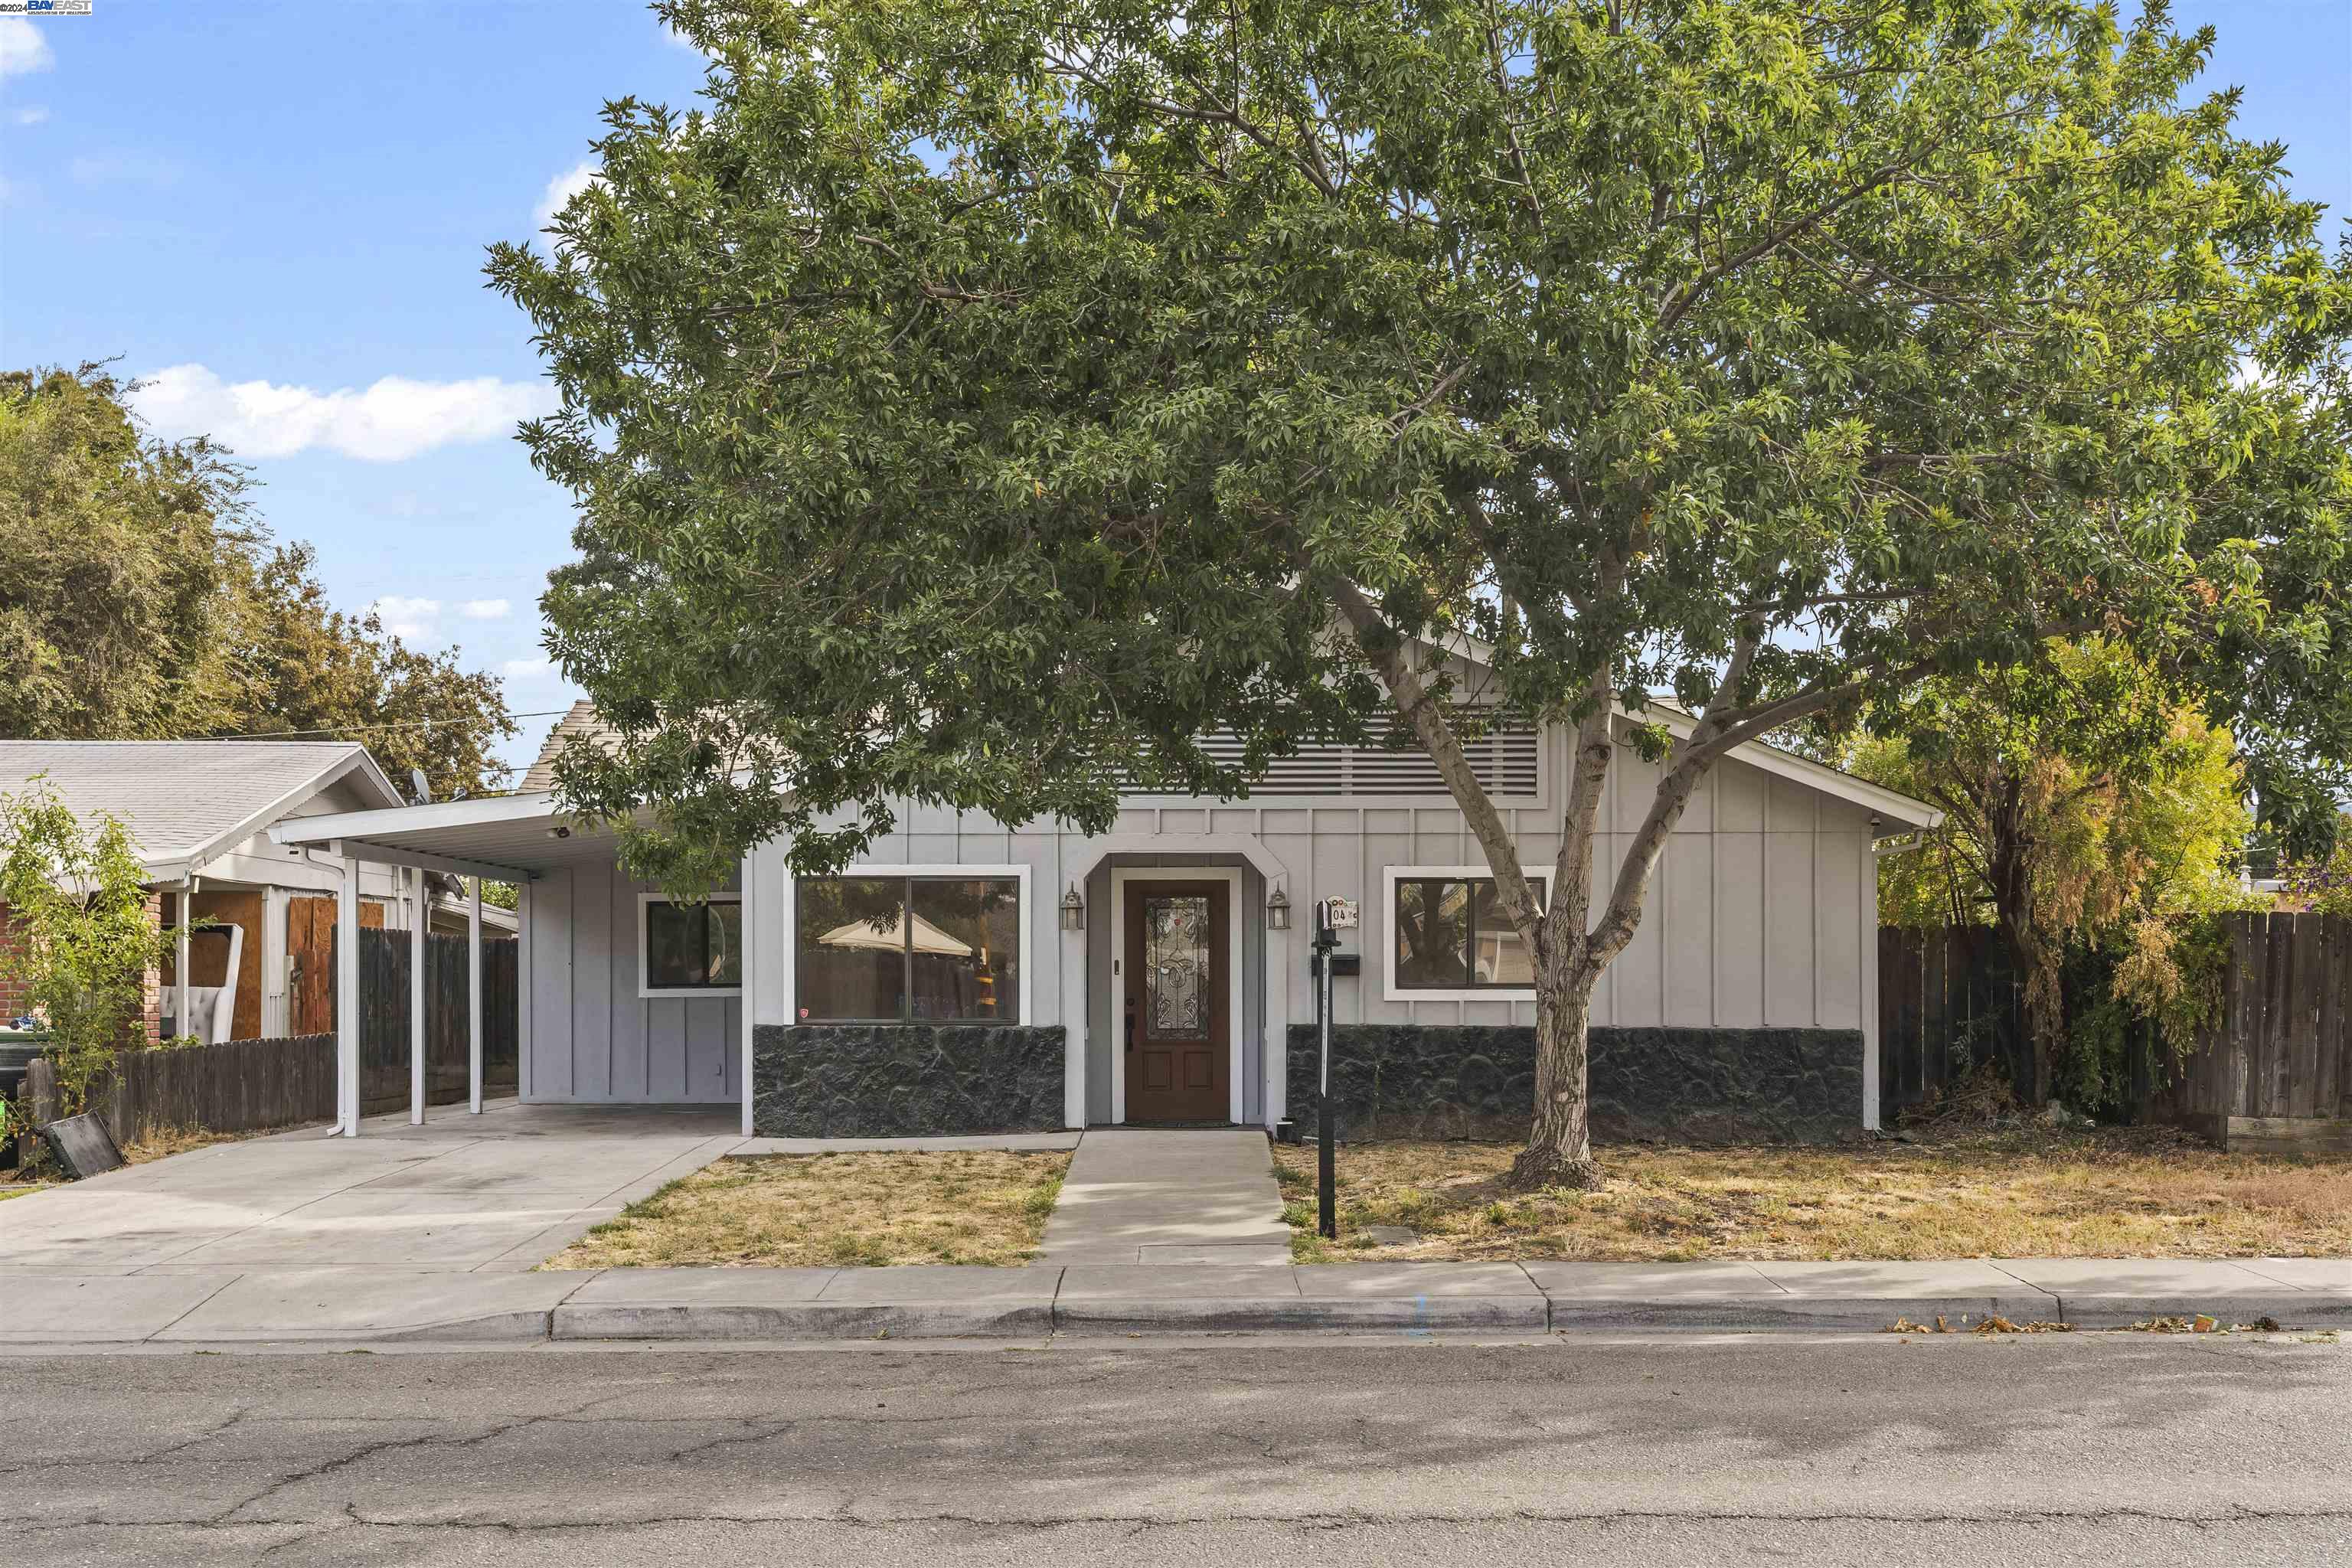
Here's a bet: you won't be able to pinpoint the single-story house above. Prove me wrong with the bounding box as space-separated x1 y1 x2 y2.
0 740 472 1044
272 678 1942 1145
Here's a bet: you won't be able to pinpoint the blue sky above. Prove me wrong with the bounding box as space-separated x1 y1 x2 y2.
2 1 2346 780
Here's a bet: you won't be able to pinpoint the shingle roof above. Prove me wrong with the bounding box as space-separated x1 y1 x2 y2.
518 700 622 794
0 740 399 874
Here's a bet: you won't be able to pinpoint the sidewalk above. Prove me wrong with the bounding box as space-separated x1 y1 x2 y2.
5 1256 2344 1348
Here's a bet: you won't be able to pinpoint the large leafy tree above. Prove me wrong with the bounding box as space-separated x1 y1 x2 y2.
0 365 518 800
1848 639 2253 1102
234 542 517 802
0 366 253 740
492 0 2350 1185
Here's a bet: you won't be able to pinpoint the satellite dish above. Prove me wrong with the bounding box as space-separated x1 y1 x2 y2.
409 768 432 805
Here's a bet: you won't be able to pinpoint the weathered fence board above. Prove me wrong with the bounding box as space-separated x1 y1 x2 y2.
21 929 519 1142
29 1035 334 1146
1880 912 2352 1147
1876 925 2030 1118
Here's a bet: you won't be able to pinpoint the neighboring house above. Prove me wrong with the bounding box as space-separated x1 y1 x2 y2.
0 740 433 1044
276 660 1943 1143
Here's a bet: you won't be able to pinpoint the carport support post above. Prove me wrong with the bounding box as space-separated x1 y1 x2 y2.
336 848 361 1137
409 866 426 1125
467 877 483 1114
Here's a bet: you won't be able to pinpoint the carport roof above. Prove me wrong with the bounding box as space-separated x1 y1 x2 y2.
269 790 632 883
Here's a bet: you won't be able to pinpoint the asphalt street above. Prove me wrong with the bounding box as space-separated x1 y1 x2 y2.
2 1332 2346 1566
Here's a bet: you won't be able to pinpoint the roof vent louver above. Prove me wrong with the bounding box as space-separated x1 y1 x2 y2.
1135 720 1539 799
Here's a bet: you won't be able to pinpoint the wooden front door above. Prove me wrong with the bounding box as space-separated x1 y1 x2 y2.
1122 880 1230 1122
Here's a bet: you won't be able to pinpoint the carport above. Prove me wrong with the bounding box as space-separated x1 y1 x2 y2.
266 792 751 1137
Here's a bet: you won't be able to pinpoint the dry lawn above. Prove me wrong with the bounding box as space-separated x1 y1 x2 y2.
544 1149 1071 1269
1272 1131 2352 1262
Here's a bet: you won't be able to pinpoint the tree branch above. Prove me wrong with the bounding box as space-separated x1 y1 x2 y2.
1656 157 1918 335
1323 574 1540 933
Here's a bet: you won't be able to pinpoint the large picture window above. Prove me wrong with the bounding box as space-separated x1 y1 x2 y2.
1390 872 1547 993
795 875 1021 1023
640 896 743 995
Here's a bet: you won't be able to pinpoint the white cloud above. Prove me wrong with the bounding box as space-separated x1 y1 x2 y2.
534 158 600 225
0 18 56 77
461 598 511 620
372 596 440 641
12 106 49 126
69 151 181 188
129 364 554 462
501 658 554 679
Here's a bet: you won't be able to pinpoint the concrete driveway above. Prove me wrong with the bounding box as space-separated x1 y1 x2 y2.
0 1101 744 1276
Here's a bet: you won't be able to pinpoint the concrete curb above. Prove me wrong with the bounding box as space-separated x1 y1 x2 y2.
2050 1295 2351 1330
1541 1296 2050 1332
1052 1296 1552 1335
552 1301 1056 1341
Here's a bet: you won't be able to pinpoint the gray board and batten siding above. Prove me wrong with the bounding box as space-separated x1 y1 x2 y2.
521 860 743 1105
714 714 1891 1133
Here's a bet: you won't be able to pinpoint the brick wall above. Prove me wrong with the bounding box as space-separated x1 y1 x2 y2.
0 892 165 1044
0 900 26 1022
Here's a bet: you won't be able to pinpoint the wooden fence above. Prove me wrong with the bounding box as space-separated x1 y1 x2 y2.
1880 912 2352 1150
1876 926 2030 1119
353 927 519 1113
30 1034 336 1147
24 928 518 1143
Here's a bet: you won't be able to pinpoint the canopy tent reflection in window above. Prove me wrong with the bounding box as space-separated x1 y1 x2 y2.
795 876 1020 1022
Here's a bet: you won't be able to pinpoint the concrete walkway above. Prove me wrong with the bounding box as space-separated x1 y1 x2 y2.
2 1256 2344 1347
1036 1129 1292 1263
0 1100 1083 1279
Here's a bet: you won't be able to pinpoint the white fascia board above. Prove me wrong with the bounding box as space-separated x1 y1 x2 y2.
1625 705 1944 830
270 790 564 847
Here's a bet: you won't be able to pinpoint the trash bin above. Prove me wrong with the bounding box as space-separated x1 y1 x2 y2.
1 1028 50 1171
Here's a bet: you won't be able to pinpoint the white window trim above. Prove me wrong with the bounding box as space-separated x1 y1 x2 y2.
637 891 746 999
1108 867 1246 1125
1380 864 1548 1004
782 863 1035 1025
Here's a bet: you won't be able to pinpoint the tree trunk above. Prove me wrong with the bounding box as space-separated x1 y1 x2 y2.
1507 969 1602 1190
1983 799 2054 1106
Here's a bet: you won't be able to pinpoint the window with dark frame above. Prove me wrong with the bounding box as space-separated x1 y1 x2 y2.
644 899 743 991
1392 876 1547 990
795 876 1020 1024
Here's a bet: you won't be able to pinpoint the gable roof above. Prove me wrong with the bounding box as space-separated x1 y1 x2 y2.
0 740 403 882
1627 707 1942 832
518 700 621 794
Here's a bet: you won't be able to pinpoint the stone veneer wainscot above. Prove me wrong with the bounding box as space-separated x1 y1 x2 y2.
752 1023 1067 1138
1286 1024 1865 1145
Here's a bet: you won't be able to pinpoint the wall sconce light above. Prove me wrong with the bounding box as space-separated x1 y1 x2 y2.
1266 886 1292 931
1060 883 1086 932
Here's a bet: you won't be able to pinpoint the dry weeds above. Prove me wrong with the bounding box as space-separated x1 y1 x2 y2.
543 1149 1071 1269
1272 1129 2352 1263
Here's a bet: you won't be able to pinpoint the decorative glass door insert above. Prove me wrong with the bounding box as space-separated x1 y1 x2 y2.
1144 895 1210 1035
